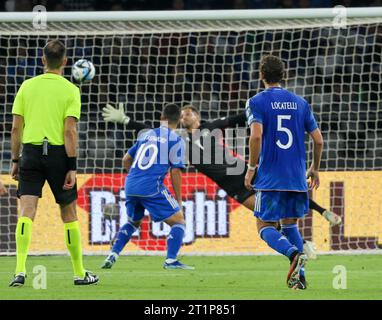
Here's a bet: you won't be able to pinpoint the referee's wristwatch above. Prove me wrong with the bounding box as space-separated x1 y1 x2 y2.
247 164 256 171
12 159 19 163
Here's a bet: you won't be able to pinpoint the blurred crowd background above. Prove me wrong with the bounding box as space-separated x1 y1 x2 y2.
1 0 381 11
1 27 381 172
0 0 381 174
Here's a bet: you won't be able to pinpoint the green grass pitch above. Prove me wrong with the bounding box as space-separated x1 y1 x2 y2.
0 255 381 300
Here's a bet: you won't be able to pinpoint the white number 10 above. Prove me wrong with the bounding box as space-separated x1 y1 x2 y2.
132 144 158 170
276 115 293 150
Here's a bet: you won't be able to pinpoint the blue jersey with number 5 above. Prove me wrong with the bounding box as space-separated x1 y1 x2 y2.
246 87 318 192
125 126 186 197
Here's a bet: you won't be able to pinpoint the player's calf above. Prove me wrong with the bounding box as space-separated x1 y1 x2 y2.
164 223 189 268
163 211 194 270
101 220 140 269
258 222 299 259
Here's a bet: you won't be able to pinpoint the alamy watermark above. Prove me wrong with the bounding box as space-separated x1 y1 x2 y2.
332 5 347 29
332 265 347 289
32 265 47 290
32 5 47 30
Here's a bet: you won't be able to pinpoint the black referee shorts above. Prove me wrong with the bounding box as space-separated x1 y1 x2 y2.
17 144 77 205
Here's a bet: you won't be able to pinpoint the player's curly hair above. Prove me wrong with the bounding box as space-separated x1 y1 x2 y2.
260 54 285 84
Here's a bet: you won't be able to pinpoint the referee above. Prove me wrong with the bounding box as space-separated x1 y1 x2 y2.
9 40 98 287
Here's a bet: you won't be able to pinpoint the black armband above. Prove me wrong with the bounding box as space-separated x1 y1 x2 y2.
67 157 77 171
12 159 19 163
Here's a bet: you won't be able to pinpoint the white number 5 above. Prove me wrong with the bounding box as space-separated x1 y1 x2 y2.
276 115 293 150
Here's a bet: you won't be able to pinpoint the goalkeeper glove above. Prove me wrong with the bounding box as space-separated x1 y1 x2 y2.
102 103 130 125
303 240 317 260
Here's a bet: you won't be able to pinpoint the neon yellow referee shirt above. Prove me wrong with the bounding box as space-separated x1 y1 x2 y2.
12 72 81 145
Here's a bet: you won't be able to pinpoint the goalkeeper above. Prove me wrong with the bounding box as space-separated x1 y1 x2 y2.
103 103 341 257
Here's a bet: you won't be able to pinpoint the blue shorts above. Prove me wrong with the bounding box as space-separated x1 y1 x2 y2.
125 188 180 223
254 191 309 222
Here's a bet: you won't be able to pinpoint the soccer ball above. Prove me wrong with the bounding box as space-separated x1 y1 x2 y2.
71 59 95 83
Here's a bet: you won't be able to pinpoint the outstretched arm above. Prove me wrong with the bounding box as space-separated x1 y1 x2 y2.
244 122 262 190
226 112 247 127
102 103 150 134
201 112 247 131
63 116 78 190
10 115 23 181
307 128 323 190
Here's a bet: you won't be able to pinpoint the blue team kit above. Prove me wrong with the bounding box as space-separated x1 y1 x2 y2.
124 126 186 222
246 87 318 221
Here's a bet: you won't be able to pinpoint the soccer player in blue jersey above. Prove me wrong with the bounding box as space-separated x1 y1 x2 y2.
101 103 194 270
245 55 323 290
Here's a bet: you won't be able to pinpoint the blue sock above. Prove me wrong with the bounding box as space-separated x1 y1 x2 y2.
166 224 185 260
111 221 137 255
259 226 298 259
282 223 305 277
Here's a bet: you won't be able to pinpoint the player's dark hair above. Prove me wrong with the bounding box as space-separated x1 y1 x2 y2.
181 104 200 116
43 40 66 70
162 103 181 124
260 55 285 84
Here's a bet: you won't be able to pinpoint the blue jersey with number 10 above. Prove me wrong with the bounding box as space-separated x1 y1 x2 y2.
125 126 186 197
246 87 318 192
